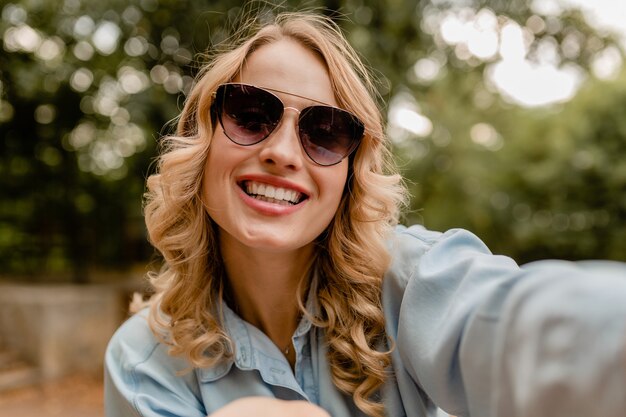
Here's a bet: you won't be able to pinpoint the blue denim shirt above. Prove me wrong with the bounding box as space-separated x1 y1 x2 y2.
105 225 626 417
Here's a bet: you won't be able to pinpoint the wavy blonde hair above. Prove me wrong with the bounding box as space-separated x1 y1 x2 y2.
141 10 407 417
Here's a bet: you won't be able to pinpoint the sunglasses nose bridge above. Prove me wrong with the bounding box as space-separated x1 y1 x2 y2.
283 106 301 115
281 107 303 140
275 106 301 138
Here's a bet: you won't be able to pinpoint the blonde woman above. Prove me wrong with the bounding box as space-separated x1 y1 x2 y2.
105 10 626 417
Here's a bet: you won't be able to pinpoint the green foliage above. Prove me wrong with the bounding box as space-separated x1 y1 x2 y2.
0 0 624 281
404 71 626 263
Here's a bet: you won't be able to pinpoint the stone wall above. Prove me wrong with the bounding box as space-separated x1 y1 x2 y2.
0 282 137 380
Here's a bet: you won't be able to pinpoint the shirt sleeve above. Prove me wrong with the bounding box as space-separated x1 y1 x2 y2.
387 225 626 417
104 312 207 417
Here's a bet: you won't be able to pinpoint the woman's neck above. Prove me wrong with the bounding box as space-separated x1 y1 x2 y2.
220 238 315 348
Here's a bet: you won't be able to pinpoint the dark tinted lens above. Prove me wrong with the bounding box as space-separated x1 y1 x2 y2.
218 84 283 145
298 106 364 165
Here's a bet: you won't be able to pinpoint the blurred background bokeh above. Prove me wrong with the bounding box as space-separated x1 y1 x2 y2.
0 0 624 415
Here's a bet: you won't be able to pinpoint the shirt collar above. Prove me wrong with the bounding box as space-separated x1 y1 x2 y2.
197 270 320 386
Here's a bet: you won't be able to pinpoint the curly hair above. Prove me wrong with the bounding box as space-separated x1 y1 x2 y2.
140 10 407 417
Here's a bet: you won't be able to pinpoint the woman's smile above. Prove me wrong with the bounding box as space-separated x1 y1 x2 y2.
240 180 307 206
244 181 301 205
235 175 311 216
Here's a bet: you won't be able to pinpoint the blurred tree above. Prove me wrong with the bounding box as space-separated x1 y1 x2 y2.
0 0 624 282
383 2 626 262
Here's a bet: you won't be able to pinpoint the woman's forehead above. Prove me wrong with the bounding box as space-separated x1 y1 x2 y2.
236 38 338 107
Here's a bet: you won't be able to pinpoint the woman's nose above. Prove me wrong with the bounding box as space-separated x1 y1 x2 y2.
257 109 304 170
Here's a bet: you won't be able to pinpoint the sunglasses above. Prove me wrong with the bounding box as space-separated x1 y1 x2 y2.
211 83 364 166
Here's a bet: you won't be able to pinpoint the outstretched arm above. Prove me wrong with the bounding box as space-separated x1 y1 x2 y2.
387 226 626 417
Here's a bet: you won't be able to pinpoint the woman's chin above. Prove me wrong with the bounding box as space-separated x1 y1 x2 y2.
222 227 316 255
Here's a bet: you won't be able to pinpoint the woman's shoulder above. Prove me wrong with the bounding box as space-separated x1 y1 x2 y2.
388 225 494 277
393 223 443 243
105 308 198 392
105 312 206 416
392 224 486 249
106 309 162 367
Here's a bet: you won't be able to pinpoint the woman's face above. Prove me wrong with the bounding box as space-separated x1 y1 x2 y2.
201 38 349 255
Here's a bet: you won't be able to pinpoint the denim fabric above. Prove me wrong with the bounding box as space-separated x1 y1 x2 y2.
105 225 626 417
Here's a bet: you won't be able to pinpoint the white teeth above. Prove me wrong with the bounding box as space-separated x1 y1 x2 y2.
275 188 285 200
244 181 302 204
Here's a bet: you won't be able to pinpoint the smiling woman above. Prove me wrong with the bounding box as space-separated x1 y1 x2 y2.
104 9 626 417
108 11 402 417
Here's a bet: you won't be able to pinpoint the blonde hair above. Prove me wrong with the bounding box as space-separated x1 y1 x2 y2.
141 10 407 417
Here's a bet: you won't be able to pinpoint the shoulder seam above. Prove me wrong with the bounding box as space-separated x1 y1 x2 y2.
130 340 162 416
396 227 441 246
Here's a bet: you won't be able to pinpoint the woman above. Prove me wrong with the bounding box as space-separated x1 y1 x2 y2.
105 11 626 417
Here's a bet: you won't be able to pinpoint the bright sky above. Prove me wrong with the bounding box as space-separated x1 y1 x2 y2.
536 0 626 42
390 0 626 139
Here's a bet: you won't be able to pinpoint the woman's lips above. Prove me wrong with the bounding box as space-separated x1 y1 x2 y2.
235 176 310 215
241 180 305 205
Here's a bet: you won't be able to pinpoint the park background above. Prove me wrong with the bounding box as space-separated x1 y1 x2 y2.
0 0 625 415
